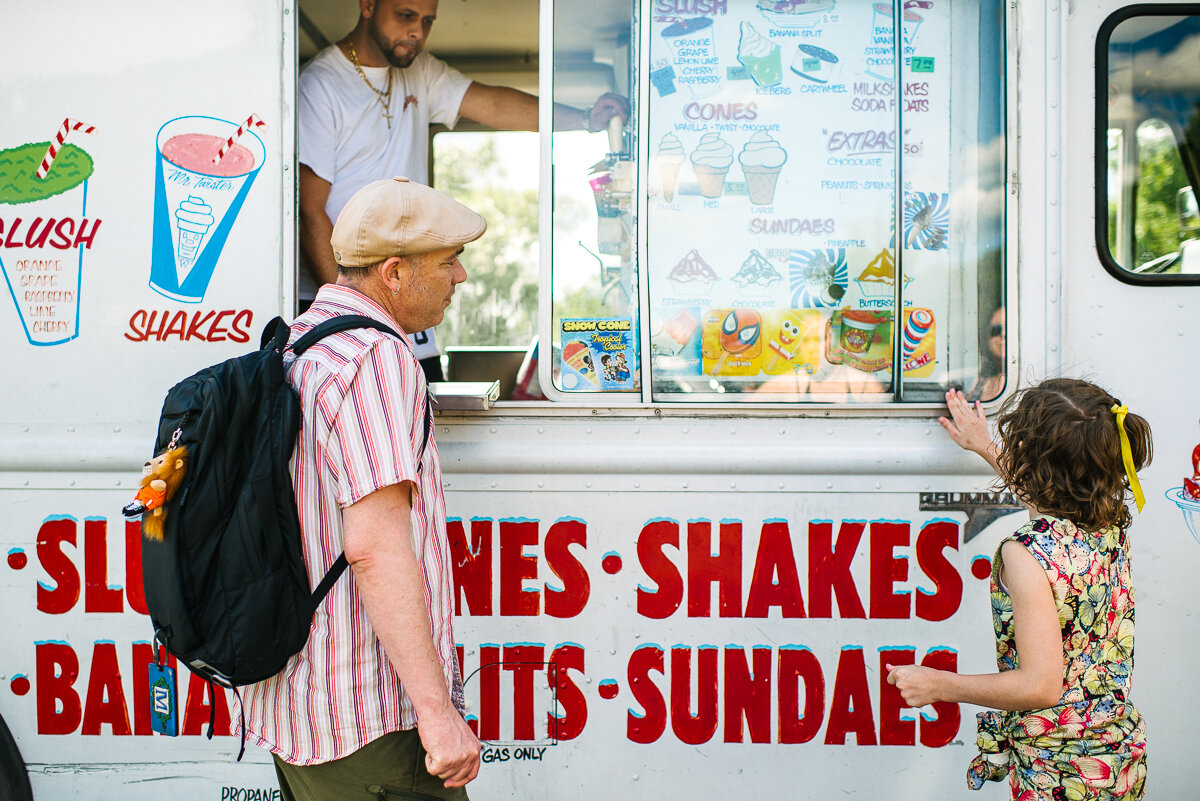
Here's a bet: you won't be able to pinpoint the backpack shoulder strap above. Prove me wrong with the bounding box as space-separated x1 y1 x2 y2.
291 314 401 356
294 313 432 611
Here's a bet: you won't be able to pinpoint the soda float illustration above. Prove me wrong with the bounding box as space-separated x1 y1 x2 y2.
150 114 266 302
0 118 98 346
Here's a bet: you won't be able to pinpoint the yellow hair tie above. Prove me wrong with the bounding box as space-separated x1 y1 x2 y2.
1111 404 1146 513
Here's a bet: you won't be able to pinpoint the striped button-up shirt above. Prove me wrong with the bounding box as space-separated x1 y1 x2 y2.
241 284 459 765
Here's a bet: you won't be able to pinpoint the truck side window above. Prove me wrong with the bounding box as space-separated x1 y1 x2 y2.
1098 11 1200 280
546 0 1006 404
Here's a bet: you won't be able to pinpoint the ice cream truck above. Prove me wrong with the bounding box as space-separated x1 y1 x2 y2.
2 0 1200 798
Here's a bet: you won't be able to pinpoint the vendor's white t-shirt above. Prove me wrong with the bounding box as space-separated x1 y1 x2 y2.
298 45 472 359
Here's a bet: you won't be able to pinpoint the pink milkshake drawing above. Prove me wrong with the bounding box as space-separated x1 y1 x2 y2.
0 119 98 346
150 115 265 302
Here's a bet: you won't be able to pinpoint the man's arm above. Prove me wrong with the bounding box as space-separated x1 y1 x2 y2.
458 81 629 132
342 482 480 787
298 164 340 288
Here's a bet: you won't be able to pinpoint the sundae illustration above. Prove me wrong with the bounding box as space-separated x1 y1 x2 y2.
854 248 911 300
732 249 783 296
788 248 848 308
790 44 841 84
0 118 96 346
151 115 266 303
737 22 782 88
738 132 787 206
689 133 734 199
903 191 949 250
1168 437 1200 545
756 0 836 29
667 249 720 295
657 132 686 203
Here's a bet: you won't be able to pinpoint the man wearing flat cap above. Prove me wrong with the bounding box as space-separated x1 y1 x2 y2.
241 177 485 800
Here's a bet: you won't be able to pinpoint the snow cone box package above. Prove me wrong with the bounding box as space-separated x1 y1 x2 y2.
561 317 636 391
0 130 98 345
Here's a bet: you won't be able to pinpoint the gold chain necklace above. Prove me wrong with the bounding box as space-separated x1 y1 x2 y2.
344 39 394 128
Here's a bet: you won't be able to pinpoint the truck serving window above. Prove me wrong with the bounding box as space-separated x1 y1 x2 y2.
544 0 1007 404
1098 8 1200 281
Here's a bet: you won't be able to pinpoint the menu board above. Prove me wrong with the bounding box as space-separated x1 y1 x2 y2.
647 0 951 398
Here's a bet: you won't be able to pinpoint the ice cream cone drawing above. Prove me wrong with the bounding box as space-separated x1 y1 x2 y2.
174 196 215 283
690 132 733 199
657 132 686 203
738 132 787 206
854 248 911 300
562 341 597 388
737 22 783 88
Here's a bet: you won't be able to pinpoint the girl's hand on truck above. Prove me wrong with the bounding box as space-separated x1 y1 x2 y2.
938 389 1000 473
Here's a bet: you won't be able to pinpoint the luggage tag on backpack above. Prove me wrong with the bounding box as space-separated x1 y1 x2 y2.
148 642 179 736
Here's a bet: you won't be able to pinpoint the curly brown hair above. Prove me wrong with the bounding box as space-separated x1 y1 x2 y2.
995 378 1152 531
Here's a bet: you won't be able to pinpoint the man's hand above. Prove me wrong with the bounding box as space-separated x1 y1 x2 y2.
418 706 481 788
586 92 631 130
885 663 945 708
938 389 999 470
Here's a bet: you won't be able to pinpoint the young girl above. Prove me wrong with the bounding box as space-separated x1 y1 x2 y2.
887 379 1151 800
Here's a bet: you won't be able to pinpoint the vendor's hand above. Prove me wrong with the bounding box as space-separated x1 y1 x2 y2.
587 92 630 130
418 706 481 788
885 663 944 708
938 389 998 469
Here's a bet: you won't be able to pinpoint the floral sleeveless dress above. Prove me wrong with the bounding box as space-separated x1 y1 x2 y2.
966 516 1147 800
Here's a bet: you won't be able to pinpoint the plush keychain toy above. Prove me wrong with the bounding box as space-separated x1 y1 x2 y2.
122 446 188 541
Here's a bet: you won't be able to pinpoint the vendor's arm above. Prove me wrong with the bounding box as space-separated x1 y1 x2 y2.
343 482 480 787
887 541 1063 711
458 81 629 132
298 164 340 288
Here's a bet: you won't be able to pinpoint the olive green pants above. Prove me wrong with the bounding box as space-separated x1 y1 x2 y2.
272 729 471 801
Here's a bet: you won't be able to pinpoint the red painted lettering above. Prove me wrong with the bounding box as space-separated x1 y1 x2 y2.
687 520 741 617
84 518 123 613
915 521 962 622
36 642 81 734
37 518 80 615
878 648 916 746
81 642 131 735
543 519 589 618
723 646 771 743
636 520 682 619
626 646 666 744
499 520 539 616
503 645 544 741
549 644 587 740
919 649 960 747
824 647 876 745
670 646 718 745
778 647 824 743
181 672 231 736
745 521 805 618
869 522 910 619
125 521 149 615
449 518 493 615
808 521 866 618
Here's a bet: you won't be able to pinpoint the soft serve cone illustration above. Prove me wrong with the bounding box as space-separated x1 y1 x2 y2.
737 22 782 88
657 132 686 202
690 132 734 199
738 132 787 206
174 195 215 280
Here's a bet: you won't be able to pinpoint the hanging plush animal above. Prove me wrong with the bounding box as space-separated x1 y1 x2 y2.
122 446 188 541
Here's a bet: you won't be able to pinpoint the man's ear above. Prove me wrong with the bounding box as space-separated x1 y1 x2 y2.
360 0 376 20
376 256 411 292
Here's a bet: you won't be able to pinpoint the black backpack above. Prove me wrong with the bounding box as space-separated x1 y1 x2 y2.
138 315 429 692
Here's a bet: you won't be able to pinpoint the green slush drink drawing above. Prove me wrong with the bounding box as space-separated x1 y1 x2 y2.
0 140 97 346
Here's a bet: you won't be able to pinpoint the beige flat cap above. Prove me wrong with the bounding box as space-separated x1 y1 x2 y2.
330 177 487 267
